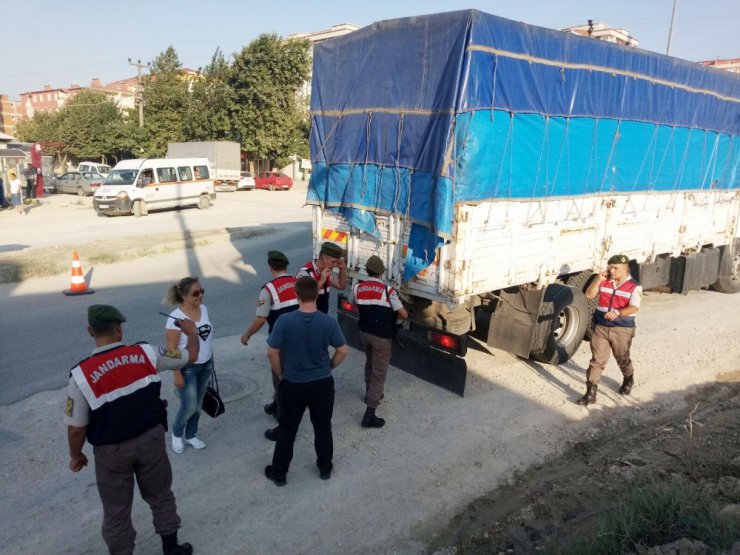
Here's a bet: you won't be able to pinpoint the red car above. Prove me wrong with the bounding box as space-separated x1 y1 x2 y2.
254 172 293 191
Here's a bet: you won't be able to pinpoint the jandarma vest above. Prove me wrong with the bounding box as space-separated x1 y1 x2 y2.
70 343 164 446
594 278 640 328
299 261 331 314
264 274 299 333
353 279 396 339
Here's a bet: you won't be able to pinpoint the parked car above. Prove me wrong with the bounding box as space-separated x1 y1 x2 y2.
254 172 293 191
237 171 255 191
77 162 111 177
52 171 105 196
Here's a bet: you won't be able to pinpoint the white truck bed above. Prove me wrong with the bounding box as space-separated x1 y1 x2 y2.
316 189 740 304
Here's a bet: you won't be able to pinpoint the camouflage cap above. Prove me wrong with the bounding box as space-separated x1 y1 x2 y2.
365 255 385 275
267 250 289 265
608 254 630 265
319 241 343 258
88 304 126 325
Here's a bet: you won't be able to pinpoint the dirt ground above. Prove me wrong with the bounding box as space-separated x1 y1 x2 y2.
431 380 740 554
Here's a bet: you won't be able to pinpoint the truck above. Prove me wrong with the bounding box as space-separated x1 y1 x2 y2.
167 141 240 192
306 10 740 395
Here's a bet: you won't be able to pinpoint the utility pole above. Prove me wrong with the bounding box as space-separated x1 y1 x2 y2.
127 58 149 127
666 0 679 55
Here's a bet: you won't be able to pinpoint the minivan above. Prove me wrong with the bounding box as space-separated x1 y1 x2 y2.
93 158 216 217
78 162 111 176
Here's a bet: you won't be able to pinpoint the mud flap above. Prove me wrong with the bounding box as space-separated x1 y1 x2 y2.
486 287 545 358
337 308 468 397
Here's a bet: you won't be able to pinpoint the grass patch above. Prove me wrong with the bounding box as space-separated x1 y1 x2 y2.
565 478 739 554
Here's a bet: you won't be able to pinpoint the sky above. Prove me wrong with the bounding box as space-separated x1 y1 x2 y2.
2 0 738 99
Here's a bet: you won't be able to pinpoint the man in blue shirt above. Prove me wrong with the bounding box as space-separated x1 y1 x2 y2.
264 277 348 486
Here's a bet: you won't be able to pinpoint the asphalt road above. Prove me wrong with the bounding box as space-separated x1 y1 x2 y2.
0 189 314 405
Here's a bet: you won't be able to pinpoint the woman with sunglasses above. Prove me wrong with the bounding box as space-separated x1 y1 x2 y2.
164 276 214 454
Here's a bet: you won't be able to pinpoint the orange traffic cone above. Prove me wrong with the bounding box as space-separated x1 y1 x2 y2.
63 251 95 296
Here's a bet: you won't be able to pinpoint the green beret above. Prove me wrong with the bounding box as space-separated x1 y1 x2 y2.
366 255 385 275
320 241 343 258
608 254 630 265
88 304 126 325
267 250 289 265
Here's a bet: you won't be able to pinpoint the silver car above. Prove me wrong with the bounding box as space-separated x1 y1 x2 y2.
52 172 105 196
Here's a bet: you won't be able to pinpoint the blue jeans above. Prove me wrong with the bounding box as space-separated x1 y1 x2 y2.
172 358 213 439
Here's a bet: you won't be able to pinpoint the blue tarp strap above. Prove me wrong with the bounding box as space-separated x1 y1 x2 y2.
702 133 720 189
654 126 677 190
552 116 570 193
361 112 373 199
599 119 622 193
490 54 498 121
394 114 405 210
634 125 660 191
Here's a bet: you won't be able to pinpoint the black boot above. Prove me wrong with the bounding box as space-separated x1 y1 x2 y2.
619 375 634 395
361 407 385 428
576 383 598 406
263 399 278 419
161 532 193 555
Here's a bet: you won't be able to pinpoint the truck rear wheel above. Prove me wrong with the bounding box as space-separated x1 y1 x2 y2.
711 246 740 294
530 284 590 365
566 270 599 340
198 194 211 209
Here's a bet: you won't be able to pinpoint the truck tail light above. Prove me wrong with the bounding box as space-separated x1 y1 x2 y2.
428 331 460 352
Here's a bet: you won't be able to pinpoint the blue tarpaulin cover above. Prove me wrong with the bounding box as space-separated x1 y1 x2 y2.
307 9 740 280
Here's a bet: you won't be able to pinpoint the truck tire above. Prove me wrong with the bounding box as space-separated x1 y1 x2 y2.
133 200 144 218
711 245 740 294
198 194 211 210
530 284 590 365
566 270 599 340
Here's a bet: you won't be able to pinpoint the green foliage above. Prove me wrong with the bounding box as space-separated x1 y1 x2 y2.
567 479 739 554
141 46 188 157
59 90 120 158
230 34 311 163
184 48 235 142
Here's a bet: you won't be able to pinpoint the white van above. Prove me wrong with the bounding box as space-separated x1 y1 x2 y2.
77 162 111 176
93 158 216 217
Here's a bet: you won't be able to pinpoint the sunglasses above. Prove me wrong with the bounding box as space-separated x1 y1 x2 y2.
190 288 205 297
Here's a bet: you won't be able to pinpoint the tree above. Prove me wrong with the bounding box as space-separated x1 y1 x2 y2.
141 46 189 156
230 34 311 167
184 48 234 142
58 90 120 159
16 91 124 169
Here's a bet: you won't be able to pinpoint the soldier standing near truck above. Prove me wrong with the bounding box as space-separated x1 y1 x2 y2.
577 254 642 406
241 251 299 441
296 242 347 314
351 256 408 428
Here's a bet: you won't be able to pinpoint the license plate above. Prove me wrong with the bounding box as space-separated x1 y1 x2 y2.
98 204 109 209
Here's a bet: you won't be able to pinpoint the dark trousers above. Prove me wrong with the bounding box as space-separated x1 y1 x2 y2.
93 425 181 555
26 180 36 199
272 376 334 475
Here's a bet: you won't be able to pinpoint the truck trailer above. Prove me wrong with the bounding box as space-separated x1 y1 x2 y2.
307 10 740 395
167 141 241 192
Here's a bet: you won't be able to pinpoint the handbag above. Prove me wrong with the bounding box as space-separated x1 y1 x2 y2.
201 368 226 418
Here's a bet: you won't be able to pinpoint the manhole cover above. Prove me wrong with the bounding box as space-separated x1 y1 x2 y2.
216 374 258 403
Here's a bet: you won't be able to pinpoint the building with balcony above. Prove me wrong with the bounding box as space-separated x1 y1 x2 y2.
699 58 740 74
0 95 21 137
19 77 138 119
561 21 638 48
